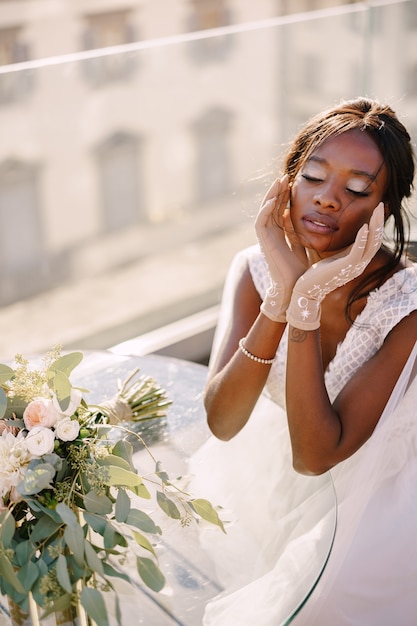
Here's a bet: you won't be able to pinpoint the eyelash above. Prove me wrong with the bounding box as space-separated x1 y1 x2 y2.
301 174 371 198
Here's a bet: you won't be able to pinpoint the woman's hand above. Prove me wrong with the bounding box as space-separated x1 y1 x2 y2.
286 202 385 330
255 175 308 322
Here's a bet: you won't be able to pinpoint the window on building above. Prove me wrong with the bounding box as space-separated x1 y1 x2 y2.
0 159 44 304
0 27 32 105
348 3 383 34
81 10 138 86
405 62 417 96
187 0 233 63
192 108 233 203
95 132 146 232
404 0 417 30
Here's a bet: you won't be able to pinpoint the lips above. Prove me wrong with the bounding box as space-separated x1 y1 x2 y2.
302 212 339 234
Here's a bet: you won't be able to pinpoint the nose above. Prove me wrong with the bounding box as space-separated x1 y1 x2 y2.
313 182 341 211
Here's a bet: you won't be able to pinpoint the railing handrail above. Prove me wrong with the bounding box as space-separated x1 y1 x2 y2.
110 305 219 359
0 0 403 75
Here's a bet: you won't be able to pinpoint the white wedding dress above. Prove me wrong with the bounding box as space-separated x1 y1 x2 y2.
190 245 417 626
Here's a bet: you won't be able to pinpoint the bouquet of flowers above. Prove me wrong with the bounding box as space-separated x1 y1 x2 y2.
0 347 223 625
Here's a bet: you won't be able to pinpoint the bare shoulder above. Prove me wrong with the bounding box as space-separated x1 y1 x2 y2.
382 307 417 360
223 255 262 347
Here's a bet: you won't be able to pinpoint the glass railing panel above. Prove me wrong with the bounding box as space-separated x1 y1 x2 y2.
0 0 415 360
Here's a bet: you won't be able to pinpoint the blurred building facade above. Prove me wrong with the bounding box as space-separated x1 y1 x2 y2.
0 0 416 358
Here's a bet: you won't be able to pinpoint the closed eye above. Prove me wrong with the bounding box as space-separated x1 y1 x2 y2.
346 188 371 198
302 173 372 198
302 174 322 183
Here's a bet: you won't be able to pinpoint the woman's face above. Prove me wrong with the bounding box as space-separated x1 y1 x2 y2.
290 128 387 259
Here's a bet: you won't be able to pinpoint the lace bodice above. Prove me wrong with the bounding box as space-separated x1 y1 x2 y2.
246 245 417 408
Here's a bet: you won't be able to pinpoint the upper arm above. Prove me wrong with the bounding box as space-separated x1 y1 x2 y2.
332 309 417 461
208 258 262 378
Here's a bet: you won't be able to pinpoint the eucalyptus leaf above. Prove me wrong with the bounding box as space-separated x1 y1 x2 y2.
16 561 39 593
41 537 63 567
102 562 131 583
97 454 132 471
2 395 27 420
56 502 78 528
64 524 85 566
114 532 128 548
0 554 25 593
126 509 161 535
18 463 56 496
0 389 7 419
26 498 61 522
189 499 226 533
101 524 127 550
66 554 86 582
15 541 35 567
136 557 165 592
132 531 156 557
105 466 143 488
112 439 134 466
133 483 152 500
83 491 113 515
103 523 118 550
81 587 109 626
30 516 62 543
31 558 48 606
115 488 130 523
3 418 24 428
84 540 105 577
48 352 83 376
56 554 72 594
83 512 107 536
0 364 14 384
51 370 72 411
156 491 181 520
155 461 170 483
0 510 16 548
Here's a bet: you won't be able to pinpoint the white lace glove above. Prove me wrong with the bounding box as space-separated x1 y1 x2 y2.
255 176 308 322
286 203 385 331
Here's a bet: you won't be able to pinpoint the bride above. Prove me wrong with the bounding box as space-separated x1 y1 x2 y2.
190 97 417 625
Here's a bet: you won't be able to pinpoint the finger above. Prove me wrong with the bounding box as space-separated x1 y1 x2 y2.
325 223 368 271
261 174 289 206
256 177 290 229
337 202 384 268
363 202 384 260
255 197 278 229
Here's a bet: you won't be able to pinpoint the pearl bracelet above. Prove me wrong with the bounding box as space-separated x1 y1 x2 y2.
238 338 275 365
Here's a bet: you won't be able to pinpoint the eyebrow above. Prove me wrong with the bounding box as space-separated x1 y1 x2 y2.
307 155 378 182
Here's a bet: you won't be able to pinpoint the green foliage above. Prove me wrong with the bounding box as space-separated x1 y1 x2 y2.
189 498 226 533
0 348 225 624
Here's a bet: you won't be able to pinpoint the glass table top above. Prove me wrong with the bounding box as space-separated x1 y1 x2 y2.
0 350 337 626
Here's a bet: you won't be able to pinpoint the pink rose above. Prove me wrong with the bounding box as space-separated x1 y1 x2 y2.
23 398 60 431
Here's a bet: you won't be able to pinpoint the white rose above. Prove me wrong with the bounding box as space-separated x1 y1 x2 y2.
25 426 55 456
52 388 83 417
55 418 80 442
